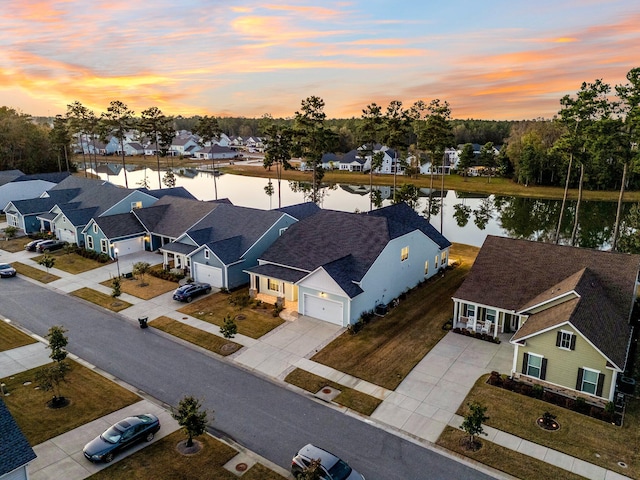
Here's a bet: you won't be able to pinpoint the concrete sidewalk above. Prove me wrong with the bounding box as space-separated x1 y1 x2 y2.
2 247 633 480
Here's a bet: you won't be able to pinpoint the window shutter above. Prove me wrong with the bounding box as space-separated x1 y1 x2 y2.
540 358 547 380
576 368 584 390
556 331 562 347
569 334 576 351
522 353 529 374
596 373 605 397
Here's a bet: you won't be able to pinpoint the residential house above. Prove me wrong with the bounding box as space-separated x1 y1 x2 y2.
3 176 102 233
170 136 199 157
0 171 70 214
246 202 451 326
338 150 366 172
451 235 640 403
81 187 197 258
194 145 237 161
45 182 159 246
164 203 299 289
123 142 145 156
419 148 460 175
0 399 37 480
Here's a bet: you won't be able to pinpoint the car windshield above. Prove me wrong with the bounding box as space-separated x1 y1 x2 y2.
101 425 124 444
327 459 352 480
0 265 10 270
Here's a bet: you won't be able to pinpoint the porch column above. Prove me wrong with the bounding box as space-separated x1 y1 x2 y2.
162 251 168 269
493 319 499 338
249 275 257 298
453 301 459 322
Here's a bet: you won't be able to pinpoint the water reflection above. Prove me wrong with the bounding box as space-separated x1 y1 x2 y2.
85 164 624 249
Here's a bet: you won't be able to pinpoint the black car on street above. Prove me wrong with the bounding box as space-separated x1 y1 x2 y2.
172 282 212 302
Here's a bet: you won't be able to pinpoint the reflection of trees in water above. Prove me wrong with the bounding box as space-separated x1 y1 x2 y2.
288 181 337 205
453 204 472 227
473 198 494 230
493 195 621 249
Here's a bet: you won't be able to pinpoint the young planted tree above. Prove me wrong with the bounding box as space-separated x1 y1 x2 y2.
38 254 55 273
36 326 70 407
100 100 136 188
193 116 222 200
140 107 175 189
3 226 17 239
111 276 122 298
460 401 489 450
132 261 151 286
220 314 238 339
172 396 210 448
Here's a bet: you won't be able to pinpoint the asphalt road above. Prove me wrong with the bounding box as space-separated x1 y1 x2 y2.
0 277 495 480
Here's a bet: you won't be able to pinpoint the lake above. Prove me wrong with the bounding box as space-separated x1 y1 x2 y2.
87 164 627 249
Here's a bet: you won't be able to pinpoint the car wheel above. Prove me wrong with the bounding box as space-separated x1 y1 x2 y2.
145 432 155 442
205 288 211 294
186 296 193 303
104 452 114 463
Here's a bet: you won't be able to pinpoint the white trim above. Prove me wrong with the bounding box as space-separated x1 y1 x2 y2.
517 290 580 314
558 330 574 351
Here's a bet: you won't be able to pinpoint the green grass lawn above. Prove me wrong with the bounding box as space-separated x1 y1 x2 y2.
285 368 382 416
150 316 242 356
456 375 640 478
1 360 141 445
71 287 132 312
32 251 110 274
0 321 36 351
311 243 479 390
178 289 285 339
88 431 288 480
12 261 61 283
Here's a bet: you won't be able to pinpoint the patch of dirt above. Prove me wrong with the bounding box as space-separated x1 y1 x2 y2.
176 439 203 455
46 396 71 409
459 437 482 452
221 343 240 353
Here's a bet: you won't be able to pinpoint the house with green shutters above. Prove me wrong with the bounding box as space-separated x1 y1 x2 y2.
452 235 640 404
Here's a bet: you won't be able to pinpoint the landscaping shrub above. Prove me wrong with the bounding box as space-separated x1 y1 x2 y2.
487 371 503 387
503 377 517 391
272 304 283 317
574 397 588 414
229 292 251 308
532 384 544 399
148 268 184 282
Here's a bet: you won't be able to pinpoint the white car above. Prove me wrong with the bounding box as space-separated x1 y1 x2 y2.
0 263 17 278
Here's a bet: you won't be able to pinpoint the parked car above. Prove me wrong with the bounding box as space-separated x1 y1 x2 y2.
35 239 66 253
172 282 212 302
25 239 48 251
291 444 365 480
0 263 17 278
83 413 160 463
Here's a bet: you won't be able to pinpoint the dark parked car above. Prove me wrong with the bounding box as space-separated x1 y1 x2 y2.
291 444 365 480
172 282 212 302
83 414 160 463
0 263 17 278
35 239 66 253
25 239 48 251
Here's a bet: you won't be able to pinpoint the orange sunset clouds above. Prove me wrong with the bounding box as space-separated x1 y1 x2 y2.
0 0 639 119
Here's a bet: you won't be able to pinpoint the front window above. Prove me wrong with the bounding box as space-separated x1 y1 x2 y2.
435 254 439 266
581 368 599 395
93 224 98 234
267 279 279 292
401 246 409 262
424 260 429 275
558 331 574 350
486 309 496 323
526 353 543 378
131 201 143 210
466 304 476 318
87 236 94 249
204 249 210 260
100 239 108 253
441 251 447 265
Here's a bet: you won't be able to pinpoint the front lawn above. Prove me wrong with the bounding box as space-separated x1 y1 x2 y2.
32 251 110 274
178 289 285 339
437 426 585 480
1 360 141 445
457 375 640 478
285 368 382 416
0 321 36 351
100 273 177 300
71 287 132 312
150 316 242 356
12 261 61 283
311 243 479 390
0 236 31 252
88 430 288 480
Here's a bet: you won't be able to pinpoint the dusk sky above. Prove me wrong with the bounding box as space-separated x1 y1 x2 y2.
1 0 639 120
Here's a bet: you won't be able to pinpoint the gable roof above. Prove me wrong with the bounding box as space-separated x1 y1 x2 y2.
0 399 37 475
133 196 218 238
255 203 448 297
187 204 286 264
138 186 197 201
455 235 640 369
91 212 146 239
0 169 24 186
12 171 71 184
276 202 320 221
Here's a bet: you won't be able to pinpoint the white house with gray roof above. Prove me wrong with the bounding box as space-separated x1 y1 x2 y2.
246 202 451 326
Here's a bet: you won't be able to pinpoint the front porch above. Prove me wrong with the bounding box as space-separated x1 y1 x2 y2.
453 300 524 339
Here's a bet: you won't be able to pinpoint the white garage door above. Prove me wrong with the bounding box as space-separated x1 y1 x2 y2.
193 263 223 288
113 237 144 256
57 228 76 244
303 294 343 325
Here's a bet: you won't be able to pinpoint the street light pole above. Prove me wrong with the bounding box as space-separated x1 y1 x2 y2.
114 247 120 278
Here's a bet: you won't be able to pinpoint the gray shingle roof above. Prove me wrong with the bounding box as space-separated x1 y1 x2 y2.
133 196 218 238
139 187 197 201
454 235 640 369
257 203 446 298
13 172 71 183
247 263 309 283
93 212 146 239
0 399 37 475
276 202 320 221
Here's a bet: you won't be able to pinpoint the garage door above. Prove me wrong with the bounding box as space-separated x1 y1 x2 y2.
303 294 343 325
113 237 144 256
193 263 223 288
57 228 76 244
